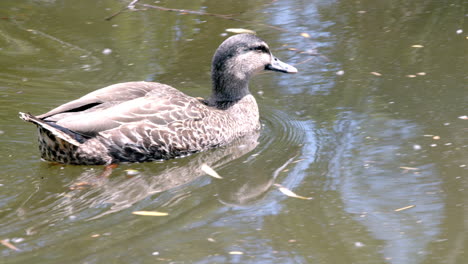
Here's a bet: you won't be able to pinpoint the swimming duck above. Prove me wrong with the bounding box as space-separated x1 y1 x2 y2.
19 33 297 165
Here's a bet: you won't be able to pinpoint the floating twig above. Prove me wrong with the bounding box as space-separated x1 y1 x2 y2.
105 1 324 64
140 3 236 19
106 1 288 33
394 205 415 212
105 0 141 21
132 211 169 216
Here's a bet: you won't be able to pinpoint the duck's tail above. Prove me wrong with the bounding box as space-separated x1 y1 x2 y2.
19 112 84 146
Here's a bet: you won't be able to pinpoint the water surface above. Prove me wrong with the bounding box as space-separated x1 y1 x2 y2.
0 0 466 263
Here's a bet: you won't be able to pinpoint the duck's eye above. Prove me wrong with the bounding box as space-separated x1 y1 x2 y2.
249 45 268 53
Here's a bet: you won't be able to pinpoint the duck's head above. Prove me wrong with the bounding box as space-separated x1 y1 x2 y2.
211 34 297 103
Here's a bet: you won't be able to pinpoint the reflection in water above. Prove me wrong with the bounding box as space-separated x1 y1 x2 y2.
330 113 444 264
8 131 262 233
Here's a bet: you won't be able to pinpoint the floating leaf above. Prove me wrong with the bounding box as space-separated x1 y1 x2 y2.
275 184 313 200
399 166 419 170
201 163 222 179
226 28 256 34
69 182 93 190
132 211 169 216
300 32 311 38
292 158 305 164
1 239 20 252
125 169 140 176
394 205 415 212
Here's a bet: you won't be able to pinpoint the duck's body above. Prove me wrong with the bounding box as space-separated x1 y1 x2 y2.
20 34 297 165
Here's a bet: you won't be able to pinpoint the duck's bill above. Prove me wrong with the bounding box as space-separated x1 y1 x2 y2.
265 56 298 74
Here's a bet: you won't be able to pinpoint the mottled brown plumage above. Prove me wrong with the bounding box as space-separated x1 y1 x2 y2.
19 34 297 164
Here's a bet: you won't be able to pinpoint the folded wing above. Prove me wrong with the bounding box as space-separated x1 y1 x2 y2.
38 81 207 137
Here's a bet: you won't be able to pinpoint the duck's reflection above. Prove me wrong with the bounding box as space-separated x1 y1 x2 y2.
60 130 274 219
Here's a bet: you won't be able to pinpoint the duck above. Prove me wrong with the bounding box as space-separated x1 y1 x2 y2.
19 33 297 165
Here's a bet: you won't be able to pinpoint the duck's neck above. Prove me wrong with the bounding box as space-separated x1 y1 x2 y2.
207 64 251 109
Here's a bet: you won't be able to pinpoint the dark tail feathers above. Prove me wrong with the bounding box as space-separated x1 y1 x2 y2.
19 112 86 146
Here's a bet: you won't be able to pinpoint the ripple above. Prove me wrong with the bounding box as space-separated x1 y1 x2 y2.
257 105 307 157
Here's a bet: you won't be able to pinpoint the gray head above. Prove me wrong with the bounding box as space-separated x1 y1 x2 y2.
210 34 297 104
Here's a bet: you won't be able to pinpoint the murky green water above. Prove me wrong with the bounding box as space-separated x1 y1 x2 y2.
1 0 466 263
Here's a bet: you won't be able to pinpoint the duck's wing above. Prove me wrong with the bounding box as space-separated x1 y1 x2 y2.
38 82 182 120
53 89 210 137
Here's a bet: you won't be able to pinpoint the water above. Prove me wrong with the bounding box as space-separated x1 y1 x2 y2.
1 0 466 263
